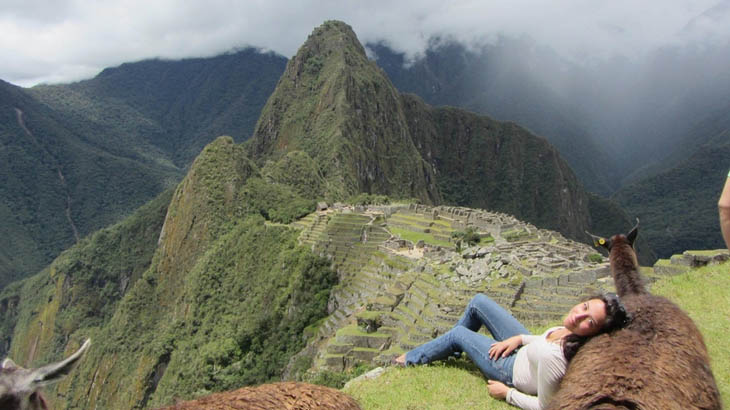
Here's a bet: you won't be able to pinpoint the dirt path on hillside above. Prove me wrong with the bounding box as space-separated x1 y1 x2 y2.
15 107 80 243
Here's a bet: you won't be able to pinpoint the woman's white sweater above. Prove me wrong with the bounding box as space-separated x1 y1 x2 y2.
506 327 567 410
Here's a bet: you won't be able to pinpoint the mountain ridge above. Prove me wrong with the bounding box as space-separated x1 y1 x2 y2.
0 79 182 289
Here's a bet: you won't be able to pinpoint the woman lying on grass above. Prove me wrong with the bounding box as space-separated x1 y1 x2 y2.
394 293 628 410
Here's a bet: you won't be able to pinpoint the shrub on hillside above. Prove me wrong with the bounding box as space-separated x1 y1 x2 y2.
452 227 480 251
237 177 315 223
349 193 390 206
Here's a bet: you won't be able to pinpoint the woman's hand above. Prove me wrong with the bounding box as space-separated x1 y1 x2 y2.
489 335 522 359
487 380 510 400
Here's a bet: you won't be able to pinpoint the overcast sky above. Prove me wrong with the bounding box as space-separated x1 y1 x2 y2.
1 0 729 87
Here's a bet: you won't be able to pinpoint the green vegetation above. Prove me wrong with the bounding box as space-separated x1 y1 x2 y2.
0 188 173 360
1 48 286 289
390 227 452 248
501 228 530 242
588 253 604 263
0 136 340 408
238 177 316 223
146 216 337 406
247 20 438 203
262 150 326 200
0 81 182 289
348 193 391 206
344 358 514 409
651 264 730 400
305 363 374 389
615 143 730 258
452 227 481 249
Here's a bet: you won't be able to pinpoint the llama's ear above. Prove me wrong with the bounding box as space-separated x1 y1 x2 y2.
26 339 90 388
627 218 639 247
2 358 19 371
585 231 610 250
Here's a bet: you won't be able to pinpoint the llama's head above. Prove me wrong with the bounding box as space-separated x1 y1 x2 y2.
586 218 639 252
0 339 90 410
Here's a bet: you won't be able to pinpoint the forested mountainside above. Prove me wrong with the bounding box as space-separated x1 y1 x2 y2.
0 136 334 408
615 138 730 258
368 40 618 196
0 79 181 289
247 24 440 203
614 103 730 258
31 48 287 166
0 49 286 289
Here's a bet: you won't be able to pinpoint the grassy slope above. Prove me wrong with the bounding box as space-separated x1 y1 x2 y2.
344 263 729 408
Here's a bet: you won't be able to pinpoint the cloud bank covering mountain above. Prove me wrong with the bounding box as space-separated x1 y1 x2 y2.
2 0 729 87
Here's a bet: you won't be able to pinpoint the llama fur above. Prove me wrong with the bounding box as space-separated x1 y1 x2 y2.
157 381 361 410
547 229 721 409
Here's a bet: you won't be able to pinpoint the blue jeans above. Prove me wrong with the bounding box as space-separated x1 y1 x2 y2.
405 293 530 384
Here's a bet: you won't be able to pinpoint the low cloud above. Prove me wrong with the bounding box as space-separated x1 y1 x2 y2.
1 0 729 86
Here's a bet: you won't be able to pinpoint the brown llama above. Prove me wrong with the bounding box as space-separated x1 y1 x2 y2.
157 381 362 410
0 339 90 410
547 221 721 409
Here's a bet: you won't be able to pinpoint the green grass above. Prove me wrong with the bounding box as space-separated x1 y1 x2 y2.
345 361 513 410
344 263 730 409
390 227 453 248
651 263 730 400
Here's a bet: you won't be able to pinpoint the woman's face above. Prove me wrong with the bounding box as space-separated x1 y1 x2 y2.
564 299 607 337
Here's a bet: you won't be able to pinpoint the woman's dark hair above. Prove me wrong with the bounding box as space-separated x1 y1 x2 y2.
562 292 630 362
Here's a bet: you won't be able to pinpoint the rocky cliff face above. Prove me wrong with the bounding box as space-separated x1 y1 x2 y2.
401 94 592 240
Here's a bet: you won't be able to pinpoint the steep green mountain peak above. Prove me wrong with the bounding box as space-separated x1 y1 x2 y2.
156 136 257 293
249 21 440 203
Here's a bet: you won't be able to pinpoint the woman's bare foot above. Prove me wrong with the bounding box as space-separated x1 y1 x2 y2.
392 353 406 367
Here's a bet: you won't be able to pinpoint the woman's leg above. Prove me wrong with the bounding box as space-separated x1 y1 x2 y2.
405 325 515 384
457 294 530 340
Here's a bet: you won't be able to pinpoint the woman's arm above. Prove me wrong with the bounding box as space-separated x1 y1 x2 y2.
719 172 730 251
506 386 540 410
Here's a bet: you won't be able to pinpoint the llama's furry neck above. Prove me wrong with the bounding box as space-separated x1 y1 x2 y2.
609 240 645 297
